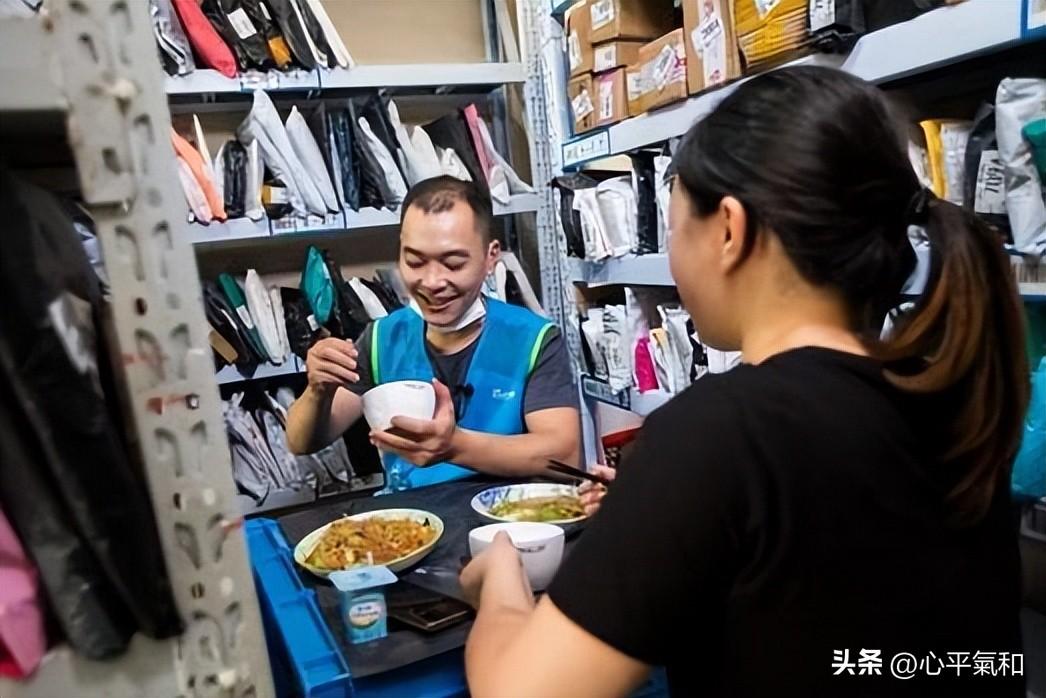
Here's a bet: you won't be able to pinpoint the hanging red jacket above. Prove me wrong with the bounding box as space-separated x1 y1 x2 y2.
172 0 238 78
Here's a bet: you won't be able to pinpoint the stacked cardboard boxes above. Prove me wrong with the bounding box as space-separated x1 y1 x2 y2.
565 0 676 133
681 0 743 95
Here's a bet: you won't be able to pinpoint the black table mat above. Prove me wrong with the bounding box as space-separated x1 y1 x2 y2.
277 477 536 678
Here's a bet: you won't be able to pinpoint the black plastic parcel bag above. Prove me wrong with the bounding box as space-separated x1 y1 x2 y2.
329 106 362 211
322 249 371 340
264 0 317 69
361 93 409 185
201 0 275 72
348 100 392 210
294 0 335 68
0 170 183 657
220 139 249 219
629 151 659 255
963 102 1012 241
553 173 599 259
241 0 293 69
424 110 489 195
425 109 490 194
281 286 325 360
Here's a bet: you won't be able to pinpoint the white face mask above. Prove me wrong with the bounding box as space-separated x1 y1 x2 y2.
410 294 487 334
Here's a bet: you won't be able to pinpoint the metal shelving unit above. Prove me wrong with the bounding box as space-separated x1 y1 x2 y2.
543 0 1046 430
0 3 274 697
166 7 550 392
561 0 1030 168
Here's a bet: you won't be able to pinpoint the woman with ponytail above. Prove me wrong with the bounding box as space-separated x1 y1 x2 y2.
460 67 1029 698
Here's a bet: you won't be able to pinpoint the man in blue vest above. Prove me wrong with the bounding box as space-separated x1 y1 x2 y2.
287 176 582 491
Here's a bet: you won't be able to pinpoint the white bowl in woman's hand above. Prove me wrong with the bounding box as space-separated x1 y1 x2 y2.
468 522 565 591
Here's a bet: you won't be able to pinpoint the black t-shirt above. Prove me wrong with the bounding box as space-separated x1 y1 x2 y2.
549 347 1023 698
347 321 578 417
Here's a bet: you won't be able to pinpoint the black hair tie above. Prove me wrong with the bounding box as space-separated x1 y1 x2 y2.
905 187 935 225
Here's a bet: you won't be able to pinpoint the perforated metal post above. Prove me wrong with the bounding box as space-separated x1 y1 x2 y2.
516 0 601 462
516 0 581 361
2 3 275 696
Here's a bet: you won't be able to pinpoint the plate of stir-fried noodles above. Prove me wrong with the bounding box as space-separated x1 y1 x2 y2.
294 509 444 577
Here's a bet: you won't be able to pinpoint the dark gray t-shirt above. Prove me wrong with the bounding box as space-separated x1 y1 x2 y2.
347 321 578 418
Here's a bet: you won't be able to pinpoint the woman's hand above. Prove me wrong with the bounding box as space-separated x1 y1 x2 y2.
578 464 617 516
460 531 531 609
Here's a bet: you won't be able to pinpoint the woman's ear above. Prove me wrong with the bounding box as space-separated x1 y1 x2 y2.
719 196 750 273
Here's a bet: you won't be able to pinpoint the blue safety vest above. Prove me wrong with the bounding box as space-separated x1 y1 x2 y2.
370 298 554 490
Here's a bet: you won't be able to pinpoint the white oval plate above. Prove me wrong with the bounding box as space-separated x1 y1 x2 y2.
293 508 444 578
471 483 587 525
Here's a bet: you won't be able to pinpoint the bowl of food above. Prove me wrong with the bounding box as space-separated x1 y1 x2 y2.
362 380 435 432
293 509 444 578
470 483 587 525
468 522 565 591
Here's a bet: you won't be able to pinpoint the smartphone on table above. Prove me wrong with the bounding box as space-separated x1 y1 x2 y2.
386 581 473 633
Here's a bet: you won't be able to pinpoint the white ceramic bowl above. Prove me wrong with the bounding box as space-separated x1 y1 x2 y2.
471 483 587 525
362 380 435 432
293 508 444 578
468 522 565 591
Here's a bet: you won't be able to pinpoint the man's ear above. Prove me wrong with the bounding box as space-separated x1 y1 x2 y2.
486 239 502 272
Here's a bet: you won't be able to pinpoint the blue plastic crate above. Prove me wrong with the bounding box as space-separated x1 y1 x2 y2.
246 518 353 698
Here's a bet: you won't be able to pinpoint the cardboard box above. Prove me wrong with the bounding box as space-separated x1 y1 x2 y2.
566 1 594 77
588 0 676 44
567 74 597 135
682 0 742 94
594 67 628 126
733 0 811 71
625 62 648 116
637 29 688 112
592 40 645 74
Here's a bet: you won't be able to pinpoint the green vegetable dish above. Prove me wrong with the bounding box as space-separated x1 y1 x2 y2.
489 495 585 522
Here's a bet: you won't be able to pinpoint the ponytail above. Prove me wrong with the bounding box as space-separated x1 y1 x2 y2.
880 195 1030 524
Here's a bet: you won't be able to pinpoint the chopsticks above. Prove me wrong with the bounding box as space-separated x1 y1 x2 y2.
547 460 612 487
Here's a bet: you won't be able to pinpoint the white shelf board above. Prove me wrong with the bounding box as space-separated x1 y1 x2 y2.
580 374 674 417
166 63 526 96
186 217 271 245
838 0 1023 83
270 210 347 236
569 254 672 287
240 68 320 92
1020 282 1046 301
629 389 674 416
190 194 538 245
165 69 244 95
216 360 304 385
562 0 1029 167
571 255 1046 301
0 636 180 698
237 473 383 516
319 62 526 89
0 17 65 112
496 191 542 214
